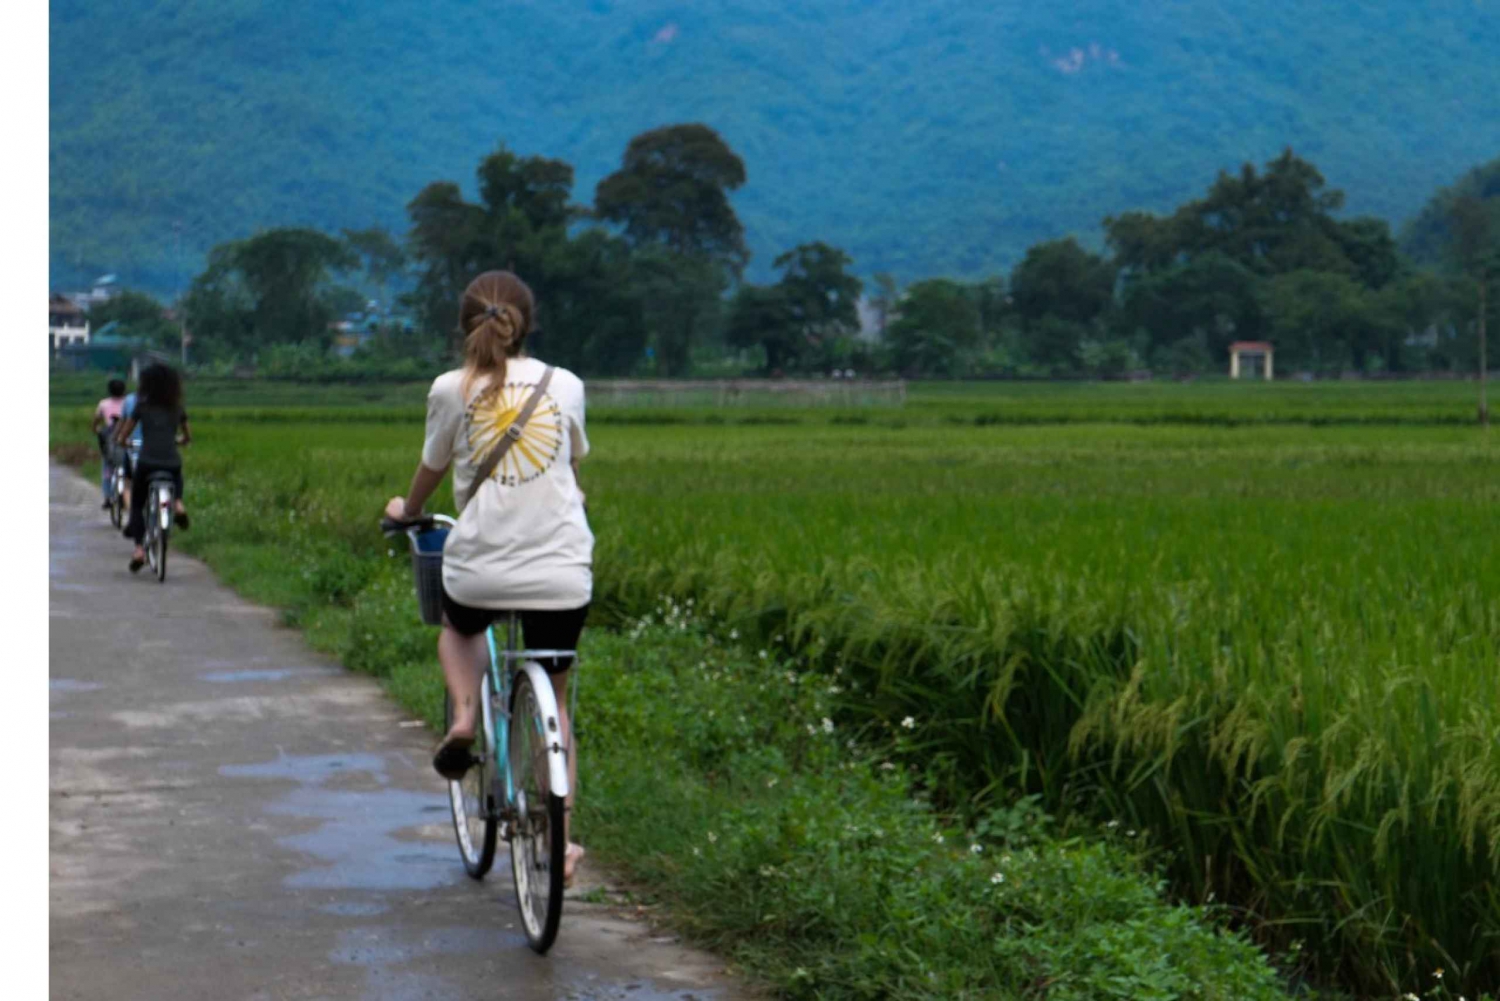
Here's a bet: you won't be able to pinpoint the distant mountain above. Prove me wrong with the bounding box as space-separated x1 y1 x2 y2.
50 0 1500 294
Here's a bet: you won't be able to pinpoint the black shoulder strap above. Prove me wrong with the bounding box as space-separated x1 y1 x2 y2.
459 365 555 508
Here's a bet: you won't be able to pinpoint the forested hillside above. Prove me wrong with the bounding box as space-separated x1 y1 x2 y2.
50 0 1500 291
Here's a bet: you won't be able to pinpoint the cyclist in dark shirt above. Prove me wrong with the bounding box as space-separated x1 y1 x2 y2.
114 363 192 573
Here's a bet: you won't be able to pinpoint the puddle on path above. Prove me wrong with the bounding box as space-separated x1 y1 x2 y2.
200 668 335 684
51 678 105 693
221 752 456 892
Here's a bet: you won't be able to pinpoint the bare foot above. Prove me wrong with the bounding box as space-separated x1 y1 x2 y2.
564 843 586 886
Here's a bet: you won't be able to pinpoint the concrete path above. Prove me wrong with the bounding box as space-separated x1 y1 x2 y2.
49 463 743 1001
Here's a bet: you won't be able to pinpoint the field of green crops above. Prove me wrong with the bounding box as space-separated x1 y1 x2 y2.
50 379 1499 997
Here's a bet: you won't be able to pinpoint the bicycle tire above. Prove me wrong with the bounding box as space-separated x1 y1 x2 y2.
508 671 566 954
109 476 123 529
445 678 497 879
155 531 168 582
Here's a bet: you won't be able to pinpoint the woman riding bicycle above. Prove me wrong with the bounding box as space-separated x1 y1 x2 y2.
384 270 593 882
91 378 128 508
115 363 191 572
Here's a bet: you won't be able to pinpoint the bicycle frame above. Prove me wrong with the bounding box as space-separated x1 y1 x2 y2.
485 614 572 812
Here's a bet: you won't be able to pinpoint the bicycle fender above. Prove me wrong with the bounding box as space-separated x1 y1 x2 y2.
518 661 571 799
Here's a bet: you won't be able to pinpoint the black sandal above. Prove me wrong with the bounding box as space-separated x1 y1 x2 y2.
128 556 145 574
176 511 190 530
432 735 475 781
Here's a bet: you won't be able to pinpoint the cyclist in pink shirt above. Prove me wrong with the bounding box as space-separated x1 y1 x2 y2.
91 379 127 508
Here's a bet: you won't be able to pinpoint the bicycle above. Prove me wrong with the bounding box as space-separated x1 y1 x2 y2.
143 470 175 583
106 442 137 531
382 513 574 954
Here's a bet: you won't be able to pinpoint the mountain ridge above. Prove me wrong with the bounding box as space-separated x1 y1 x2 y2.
50 0 1500 293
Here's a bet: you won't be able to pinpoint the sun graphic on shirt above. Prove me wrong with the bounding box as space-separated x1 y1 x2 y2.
464 381 564 487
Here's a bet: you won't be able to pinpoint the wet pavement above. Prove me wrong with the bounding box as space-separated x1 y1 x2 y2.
49 463 746 1001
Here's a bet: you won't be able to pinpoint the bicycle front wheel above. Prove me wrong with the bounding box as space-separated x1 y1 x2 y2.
508 671 566 953
446 675 497 879
154 530 168 582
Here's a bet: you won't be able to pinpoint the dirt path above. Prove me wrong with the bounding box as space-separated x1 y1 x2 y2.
49 462 743 1001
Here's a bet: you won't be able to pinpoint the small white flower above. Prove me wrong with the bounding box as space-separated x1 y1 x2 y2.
932 832 944 844
990 872 1005 885
773 634 783 642
766 776 778 788
729 629 739 640
759 650 769 660
759 865 775 877
821 718 835 734
785 670 797 684
806 723 817 736
970 843 983 854
879 761 896 771
1106 820 1120 830
707 831 717 844
691 846 701 857
1126 830 1137 838
386 548 395 557
1433 969 1444 981
901 716 916 730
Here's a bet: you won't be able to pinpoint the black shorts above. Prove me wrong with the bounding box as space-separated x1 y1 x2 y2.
440 590 588 674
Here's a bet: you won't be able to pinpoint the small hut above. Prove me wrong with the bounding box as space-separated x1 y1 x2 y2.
1229 341 1274 380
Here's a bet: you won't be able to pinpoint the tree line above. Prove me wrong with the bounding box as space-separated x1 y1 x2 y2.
91 128 1498 389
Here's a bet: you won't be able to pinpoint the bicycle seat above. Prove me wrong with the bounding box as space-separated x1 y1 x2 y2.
146 471 176 484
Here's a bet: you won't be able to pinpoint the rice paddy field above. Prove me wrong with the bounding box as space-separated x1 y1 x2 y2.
50 378 1499 996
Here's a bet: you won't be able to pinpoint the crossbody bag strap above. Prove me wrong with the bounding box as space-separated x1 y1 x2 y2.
459 365 555 509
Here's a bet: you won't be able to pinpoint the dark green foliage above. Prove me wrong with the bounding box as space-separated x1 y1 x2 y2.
886 279 982 376
1402 156 1500 266
87 289 178 348
728 242 865 373
594 123 749 277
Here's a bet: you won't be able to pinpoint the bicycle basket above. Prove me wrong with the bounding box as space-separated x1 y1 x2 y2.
411 526 449 626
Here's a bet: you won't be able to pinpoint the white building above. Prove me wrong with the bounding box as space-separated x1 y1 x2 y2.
49 293 90 354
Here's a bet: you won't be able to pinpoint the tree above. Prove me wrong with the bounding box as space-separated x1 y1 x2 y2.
1401 156 1500 266
594 123 749 277
342 226 407 307
1448 193 1500 425
86 290 176 347
1009 237 1116 327
773 241 863 370
181 245 256 361
630 246 726 377
527 227 648 376
404 180 489 338
231 228 357 349
1260 270 1382 374
1118 251 1263 361
1009 238 1115 372
885 279 981 377
726 284 799 373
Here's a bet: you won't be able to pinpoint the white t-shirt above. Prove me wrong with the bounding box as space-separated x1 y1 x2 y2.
421 357 593 610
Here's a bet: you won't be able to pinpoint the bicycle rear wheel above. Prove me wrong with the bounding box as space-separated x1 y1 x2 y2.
446 675 497 878
508 671 566 953
109 472 123 529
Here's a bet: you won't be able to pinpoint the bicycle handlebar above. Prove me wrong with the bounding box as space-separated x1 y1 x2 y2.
380 514 436 535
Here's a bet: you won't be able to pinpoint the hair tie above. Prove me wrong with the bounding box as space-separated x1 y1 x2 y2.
484 305 501 319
